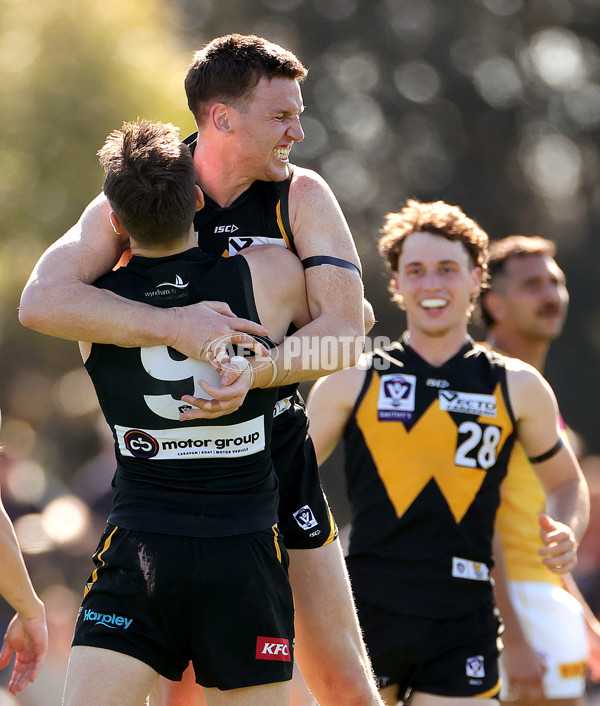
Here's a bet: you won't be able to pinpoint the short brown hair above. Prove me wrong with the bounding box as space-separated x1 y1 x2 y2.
184 33 307 123
479 235 557 328
98 120 197 246
378 199 489 286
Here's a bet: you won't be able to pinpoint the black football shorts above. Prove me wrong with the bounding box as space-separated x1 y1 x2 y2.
271 395 338 550
356 599 502 702
72 524 294 690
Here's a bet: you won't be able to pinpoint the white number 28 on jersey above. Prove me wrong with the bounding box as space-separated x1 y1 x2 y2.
455 421 501 470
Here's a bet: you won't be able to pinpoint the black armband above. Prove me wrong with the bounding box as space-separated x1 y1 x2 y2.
528 438 563 464
302 256 361 276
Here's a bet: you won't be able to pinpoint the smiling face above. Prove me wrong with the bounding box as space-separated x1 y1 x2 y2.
492 254 568 342
227 76 305 183
392 231 482 341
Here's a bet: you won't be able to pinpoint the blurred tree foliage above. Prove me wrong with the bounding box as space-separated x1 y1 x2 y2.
0 0 599 584
173 0 600 453
0 0 195 474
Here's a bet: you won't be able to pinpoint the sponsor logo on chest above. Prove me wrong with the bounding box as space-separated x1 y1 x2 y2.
438 390 497 417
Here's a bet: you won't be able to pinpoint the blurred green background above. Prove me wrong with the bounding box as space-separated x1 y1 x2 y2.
2 0 600 703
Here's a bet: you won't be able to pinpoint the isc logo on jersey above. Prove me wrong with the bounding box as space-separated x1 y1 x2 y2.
438 390 497 417
255 637 291 662
377 374 416 422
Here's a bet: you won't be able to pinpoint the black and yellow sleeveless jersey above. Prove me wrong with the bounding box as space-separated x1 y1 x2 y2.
343 336 517 619
184 132 295 257
86 248 279 538
184 132 300 424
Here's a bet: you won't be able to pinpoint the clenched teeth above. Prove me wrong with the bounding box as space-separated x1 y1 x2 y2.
273 147 291 160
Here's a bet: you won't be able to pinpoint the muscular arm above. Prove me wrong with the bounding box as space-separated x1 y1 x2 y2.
269 167 365 386
306 363 367 465
19 193 268 358
507 362 590 572
0 495 47 694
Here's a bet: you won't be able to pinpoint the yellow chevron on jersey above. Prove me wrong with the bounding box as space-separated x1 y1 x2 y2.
356 377 513 523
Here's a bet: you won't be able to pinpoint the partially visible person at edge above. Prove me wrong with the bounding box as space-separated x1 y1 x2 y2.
479 235 600 706
306 200 590 706
61 118 314 705
18 34 381 706
0 408 48 695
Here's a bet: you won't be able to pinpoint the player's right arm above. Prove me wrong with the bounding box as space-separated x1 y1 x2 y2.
306 363 367 465
19 193 268 359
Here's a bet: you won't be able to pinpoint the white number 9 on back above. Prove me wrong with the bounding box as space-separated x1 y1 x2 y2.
140 346 222 420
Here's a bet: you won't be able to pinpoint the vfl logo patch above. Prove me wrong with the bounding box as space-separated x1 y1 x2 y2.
439 390 497 417
466 655 485 678
81 609 132 630
293 505 318 531
256 637 291 661
377 374 416 421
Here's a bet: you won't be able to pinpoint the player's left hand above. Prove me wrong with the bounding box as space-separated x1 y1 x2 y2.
179 357 252 420
0 611 48 695
538 513 578 574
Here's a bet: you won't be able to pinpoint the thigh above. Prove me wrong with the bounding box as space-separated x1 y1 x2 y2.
63 645 159 706
271 415 338 550
289 541 378 702
502 582 587 699
203 680 290 706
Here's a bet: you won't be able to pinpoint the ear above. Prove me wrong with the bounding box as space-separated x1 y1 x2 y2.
109 211 125 235
482 290 508 323
210 103 233 135
195 184 204 212
390 272 405 310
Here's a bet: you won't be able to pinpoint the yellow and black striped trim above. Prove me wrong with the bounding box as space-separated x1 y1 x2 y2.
84 525 118 597
272 524 283 563
475 677 502 699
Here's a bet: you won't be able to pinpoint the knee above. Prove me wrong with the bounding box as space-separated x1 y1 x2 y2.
317 669 380 706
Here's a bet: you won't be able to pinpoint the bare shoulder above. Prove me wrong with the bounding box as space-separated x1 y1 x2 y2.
289 165 334 199
287 166 358 262
504 354 551 389
504 354 557 419
310 355 370 402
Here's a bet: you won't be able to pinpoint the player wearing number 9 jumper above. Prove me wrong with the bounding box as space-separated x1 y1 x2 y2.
306 199 590 706
61 120 312 706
